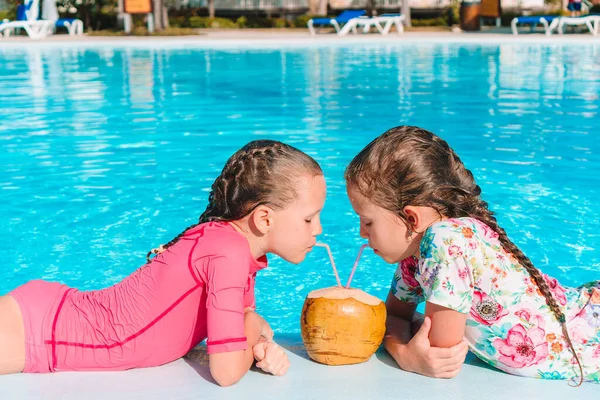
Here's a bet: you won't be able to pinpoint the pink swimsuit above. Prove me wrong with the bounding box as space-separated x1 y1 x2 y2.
9 222 267 373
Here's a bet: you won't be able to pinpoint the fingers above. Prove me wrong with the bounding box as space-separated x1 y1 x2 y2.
430 366 462 379
429 340 468 360
425 342 468 378
255 343 290 376
252 342 267 361
271 356 290 376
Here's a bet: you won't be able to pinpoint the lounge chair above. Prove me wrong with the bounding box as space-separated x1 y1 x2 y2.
0 19 53 38
41 0 85 36
555 15 600 35
510 15 560 35
55 18 84 36
338 14 405 36
0 0 53 39
307 10 367 35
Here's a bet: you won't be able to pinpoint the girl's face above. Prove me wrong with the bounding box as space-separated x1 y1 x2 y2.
346 184 420 264
268 174 326 264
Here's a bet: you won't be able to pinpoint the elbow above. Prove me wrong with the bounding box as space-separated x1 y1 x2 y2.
210 365 245 387
211 369 243 387
214 376 241 388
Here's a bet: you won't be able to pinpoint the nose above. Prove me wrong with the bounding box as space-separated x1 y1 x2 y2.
359 223 368 239
313 220 323 237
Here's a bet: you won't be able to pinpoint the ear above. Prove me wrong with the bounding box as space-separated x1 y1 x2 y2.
403 206 423 233
249 205 273 235
403 205 441 234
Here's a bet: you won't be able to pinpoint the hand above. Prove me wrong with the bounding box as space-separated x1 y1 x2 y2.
399 316 469 379
252 342 290 376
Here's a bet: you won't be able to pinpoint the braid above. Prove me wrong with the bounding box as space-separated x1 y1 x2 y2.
346 126 585 386
448 150 585 386
145 222 200 263
468 200 584 386
146 139 321 264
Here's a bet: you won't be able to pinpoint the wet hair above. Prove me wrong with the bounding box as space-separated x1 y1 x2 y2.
345 126 584 386
147 139 322 261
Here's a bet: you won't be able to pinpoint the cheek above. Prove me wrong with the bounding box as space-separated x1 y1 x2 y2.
275 220 303 243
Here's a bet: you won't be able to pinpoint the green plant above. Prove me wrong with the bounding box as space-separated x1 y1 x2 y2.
169 16 189 28
273 18 288 28
87 27 199 36
236 16 248 28
293 14 317 28
244 17 273 28
412 17 447 27
189 16 237 29
0 10 14 21
189 16 211 28
448 1 460 25
209 17 237 28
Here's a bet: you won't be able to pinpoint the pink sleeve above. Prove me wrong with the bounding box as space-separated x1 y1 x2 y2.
204 255 249 354
244 273 257 310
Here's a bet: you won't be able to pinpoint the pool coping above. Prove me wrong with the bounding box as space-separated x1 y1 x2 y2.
1 31 599 49
0 334 597 400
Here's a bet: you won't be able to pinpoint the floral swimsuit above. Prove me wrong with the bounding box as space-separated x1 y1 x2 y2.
392 217 600 382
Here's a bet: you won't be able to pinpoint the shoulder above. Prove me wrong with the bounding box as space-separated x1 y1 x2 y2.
420 218 472 254
191 222 252 263
420 217 497 262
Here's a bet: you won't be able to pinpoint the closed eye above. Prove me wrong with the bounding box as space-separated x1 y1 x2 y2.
305 208 322 223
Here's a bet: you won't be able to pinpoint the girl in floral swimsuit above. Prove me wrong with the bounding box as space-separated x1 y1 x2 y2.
345 126 600 385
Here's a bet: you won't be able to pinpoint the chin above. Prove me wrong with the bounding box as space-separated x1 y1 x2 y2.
378 253 401 264
280 253 306 264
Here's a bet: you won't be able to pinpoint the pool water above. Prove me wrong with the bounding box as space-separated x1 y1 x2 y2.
1 43 599 333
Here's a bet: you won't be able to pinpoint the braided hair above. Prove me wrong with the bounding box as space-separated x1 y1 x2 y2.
146 140 322 262
345 126 584 386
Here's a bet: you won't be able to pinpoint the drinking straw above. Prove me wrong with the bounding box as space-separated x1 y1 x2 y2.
346 243 369 288
315 243 342 287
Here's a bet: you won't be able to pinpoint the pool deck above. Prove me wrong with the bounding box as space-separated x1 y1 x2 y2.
0 334 597 400
0 28 599 48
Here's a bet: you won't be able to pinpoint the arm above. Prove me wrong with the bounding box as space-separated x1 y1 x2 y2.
201 254 266 387
383 290 417 353
384 291 469 378
425 302 467 348
209 311 263 387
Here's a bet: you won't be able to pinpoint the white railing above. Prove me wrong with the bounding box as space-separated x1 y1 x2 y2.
182 0 308 9
349 0 451 8
178 0 451 9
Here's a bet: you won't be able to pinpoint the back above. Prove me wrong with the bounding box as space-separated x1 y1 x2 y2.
49 222 262 371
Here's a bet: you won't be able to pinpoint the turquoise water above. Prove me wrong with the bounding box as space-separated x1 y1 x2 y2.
1 44 599 333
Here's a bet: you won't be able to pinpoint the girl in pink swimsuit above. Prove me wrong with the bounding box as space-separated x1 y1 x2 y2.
0 140 326 386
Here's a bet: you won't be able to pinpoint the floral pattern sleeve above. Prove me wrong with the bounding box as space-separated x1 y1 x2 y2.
417 223 475 314
391 256 424 304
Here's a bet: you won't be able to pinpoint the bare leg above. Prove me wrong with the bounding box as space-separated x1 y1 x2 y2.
0 295 26 374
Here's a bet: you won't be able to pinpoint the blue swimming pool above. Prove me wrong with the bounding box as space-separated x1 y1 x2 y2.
1 43 599 333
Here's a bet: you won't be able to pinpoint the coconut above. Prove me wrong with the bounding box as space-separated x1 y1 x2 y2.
300 286 387 366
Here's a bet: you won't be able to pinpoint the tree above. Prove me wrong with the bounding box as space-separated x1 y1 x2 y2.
367 0 375 15
402 0 411 27
317 0 327 15
152 0 169 31
208 0 214 18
